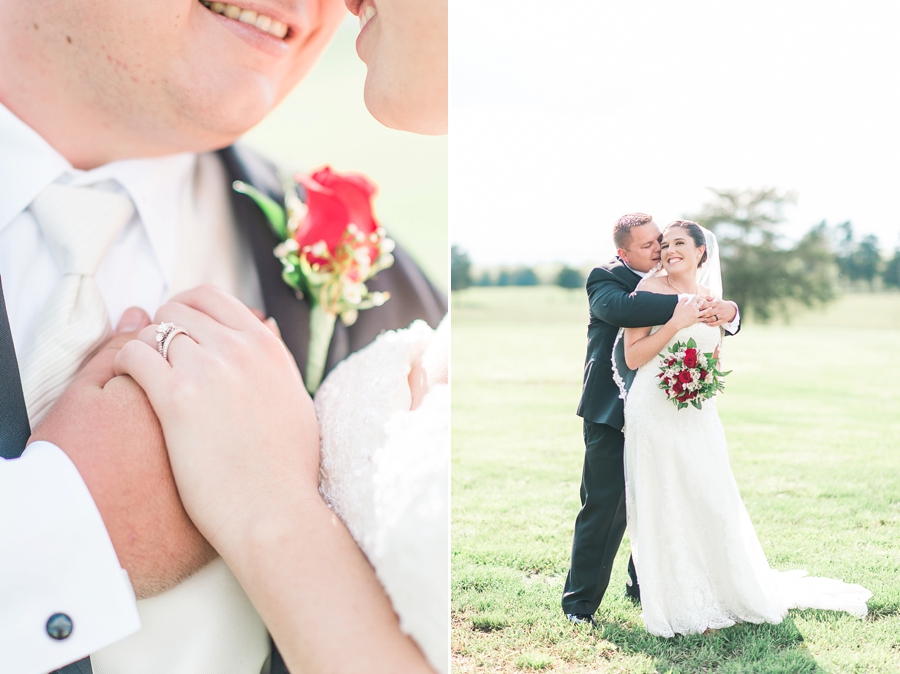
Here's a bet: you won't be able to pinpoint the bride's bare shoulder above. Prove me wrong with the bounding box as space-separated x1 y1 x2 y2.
635 275 670 293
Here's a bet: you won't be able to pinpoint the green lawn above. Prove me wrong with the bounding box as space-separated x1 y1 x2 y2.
451 287 900 673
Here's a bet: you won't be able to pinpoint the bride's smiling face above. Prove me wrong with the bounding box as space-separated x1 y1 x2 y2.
0 0 346 166
661 227 706 275
346 0 447 135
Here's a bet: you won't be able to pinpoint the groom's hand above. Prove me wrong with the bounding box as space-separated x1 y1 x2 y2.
28 308 217 599
698 297 738 327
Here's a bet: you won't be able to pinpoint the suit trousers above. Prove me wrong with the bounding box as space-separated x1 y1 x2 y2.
562 420 637 616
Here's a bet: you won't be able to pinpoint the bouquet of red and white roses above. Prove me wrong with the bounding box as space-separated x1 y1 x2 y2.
657 338 731 410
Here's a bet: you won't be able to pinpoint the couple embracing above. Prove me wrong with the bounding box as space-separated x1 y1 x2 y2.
0 0 446 673
563 213 871 636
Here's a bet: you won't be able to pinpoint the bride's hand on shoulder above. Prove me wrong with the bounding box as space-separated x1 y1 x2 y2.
670 295 702 331
114 284 319 548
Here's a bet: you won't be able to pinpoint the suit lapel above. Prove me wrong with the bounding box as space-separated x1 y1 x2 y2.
54 658 93 674
0 276 30 459
612 256 643 292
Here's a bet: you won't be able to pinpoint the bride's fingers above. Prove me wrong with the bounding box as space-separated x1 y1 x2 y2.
169 284 260 331
114 339 174 407
153 301 225 345
134 323 202 367
265 317 282 340
250 308 281 338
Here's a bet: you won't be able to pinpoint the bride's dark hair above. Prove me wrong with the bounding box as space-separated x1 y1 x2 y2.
664 220 708 267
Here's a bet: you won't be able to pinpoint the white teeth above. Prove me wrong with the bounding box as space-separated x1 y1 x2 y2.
359 5 377 30
200 0 289 39
269 20 288 38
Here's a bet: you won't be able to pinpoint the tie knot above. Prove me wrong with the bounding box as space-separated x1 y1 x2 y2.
30 183 135 277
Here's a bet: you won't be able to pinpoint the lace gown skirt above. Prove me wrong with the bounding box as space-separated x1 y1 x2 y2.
623 323 869 637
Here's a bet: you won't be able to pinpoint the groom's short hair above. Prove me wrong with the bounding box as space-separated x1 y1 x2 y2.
613 213 653 250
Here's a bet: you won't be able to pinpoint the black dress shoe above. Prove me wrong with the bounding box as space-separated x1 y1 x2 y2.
625 581 641 603
565 613 595 625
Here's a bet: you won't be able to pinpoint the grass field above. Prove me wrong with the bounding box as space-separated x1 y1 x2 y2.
451 287 900 673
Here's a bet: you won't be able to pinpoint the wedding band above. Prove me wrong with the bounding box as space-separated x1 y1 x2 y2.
714 315 719 321
156 322 190 361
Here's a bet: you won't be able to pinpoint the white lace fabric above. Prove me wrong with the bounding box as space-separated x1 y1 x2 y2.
624 323 871 637
314 319 449 673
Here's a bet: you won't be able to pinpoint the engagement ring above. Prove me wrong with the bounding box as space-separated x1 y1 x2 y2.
156 322 190 361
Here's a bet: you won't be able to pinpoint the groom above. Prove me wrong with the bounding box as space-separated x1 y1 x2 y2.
561 213 739 624
0 1 444 672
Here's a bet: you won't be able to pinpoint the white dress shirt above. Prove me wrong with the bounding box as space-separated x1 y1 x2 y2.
0 102 270 674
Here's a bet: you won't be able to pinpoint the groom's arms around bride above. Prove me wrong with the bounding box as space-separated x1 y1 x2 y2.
588 265 739 331
587 263 679 329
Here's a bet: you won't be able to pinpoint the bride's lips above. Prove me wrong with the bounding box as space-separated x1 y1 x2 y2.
351 0 378 61
198 0 304 56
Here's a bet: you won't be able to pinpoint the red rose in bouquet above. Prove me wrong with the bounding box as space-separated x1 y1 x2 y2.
683 348 698 368
657 338 731 410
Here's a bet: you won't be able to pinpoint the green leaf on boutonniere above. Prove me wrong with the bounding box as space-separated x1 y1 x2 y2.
233 180 288 241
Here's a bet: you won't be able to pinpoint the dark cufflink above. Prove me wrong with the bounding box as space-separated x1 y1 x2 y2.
46 613 74 640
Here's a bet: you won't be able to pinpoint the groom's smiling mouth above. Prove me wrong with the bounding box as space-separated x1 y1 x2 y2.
199 0 291 39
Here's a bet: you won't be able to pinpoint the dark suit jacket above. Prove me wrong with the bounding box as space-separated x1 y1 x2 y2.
54 145 446 674
576 258 678 431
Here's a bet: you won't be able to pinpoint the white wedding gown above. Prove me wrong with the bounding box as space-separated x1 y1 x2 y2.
623 322 871 637
314 318 448 673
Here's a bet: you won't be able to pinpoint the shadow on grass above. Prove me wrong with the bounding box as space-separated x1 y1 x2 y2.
598 617 823 674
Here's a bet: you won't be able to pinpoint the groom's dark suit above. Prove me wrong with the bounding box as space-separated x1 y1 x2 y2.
0 144 444 674
561 258 678 617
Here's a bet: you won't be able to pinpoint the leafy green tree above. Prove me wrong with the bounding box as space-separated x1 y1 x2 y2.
689 188 838 321
555 266 584 289
832 222 883 289
883 248 900 289
496 269 511 286
474 271 493 286
451 245 472 291
510 267 540 286
851 234 882 290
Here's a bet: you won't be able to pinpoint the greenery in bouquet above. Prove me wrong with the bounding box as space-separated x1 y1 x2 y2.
657 337 731 410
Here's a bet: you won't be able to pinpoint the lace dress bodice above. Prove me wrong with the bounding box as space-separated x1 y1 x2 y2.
314 319 448 673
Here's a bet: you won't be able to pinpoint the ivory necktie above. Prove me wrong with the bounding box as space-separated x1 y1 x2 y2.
20 183 135 425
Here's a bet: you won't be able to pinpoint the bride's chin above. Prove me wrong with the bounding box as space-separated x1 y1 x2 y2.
364 86 446 134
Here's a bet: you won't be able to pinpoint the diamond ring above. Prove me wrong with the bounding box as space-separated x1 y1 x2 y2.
155 322 190 361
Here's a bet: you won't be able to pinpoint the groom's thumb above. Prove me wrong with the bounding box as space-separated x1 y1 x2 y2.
115 307 151 335
74 308 152 389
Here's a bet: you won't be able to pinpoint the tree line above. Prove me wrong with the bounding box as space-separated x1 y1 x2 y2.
452 188 900 321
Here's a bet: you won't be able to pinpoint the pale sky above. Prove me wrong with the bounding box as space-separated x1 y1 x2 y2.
451 1 900 265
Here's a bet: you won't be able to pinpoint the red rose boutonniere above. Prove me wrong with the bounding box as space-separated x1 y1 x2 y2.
234 167 394 393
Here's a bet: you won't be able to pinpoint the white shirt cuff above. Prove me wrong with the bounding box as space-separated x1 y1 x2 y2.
723 304 741 334
0 441 140 674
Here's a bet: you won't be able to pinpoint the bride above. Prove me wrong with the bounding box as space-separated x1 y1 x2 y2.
620 220 871 637
116 1 448 673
